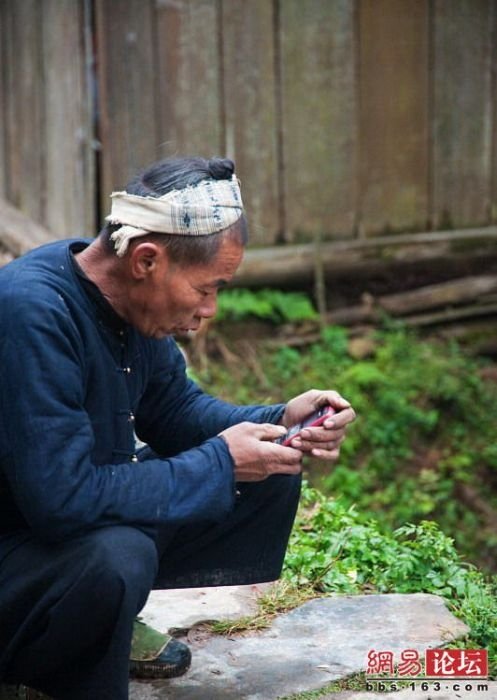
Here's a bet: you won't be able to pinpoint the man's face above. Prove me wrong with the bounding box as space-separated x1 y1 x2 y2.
127 236 244 338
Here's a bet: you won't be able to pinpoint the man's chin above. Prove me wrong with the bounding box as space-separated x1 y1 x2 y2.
173 328 197 338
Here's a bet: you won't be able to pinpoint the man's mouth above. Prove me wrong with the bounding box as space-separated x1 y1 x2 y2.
174 326 200 334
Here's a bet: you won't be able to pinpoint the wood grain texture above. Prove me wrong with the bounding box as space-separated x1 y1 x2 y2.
0 3 6 199
2 0 45 223
222 0 279 245
42 0 94 237
95 0 159 214
359 0 429 236
489 0 497 223
0 197 55 256
1 0 496 251
235 228 497 287
432 0 493 228
155 0 222 159
279 0 358 241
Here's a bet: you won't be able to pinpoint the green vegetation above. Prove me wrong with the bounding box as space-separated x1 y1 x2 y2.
216 288 318 324
285 483 496 675
202 294 497 568
193 288 497 677
208 580 318 637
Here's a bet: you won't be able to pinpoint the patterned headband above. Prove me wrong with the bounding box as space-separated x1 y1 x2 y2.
106 175 244 257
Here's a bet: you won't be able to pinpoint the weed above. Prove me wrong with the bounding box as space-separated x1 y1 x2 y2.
216 288 318 324
207 581 318 636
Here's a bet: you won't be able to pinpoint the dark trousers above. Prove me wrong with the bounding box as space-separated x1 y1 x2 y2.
0 474 301 699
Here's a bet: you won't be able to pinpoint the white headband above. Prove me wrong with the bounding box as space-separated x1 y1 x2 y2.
106 175 244 257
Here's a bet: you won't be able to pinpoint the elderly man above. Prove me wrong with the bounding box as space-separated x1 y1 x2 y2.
0 156 355 699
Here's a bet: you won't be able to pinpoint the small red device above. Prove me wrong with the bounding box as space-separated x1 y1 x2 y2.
276 405 335 447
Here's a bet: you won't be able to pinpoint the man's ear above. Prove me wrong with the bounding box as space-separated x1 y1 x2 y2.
128 241 169 280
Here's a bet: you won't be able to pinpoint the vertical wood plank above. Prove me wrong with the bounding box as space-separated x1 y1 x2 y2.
279 0 358 242
432 0 493 229
42 0 95 237
359 0 429 236
0 2 7 198
492 0 497 222
2 0 45 223
221 0 279 246
95 0 158 215
155 0 222 159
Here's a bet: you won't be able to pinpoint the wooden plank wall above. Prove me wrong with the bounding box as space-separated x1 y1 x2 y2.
0 0 94 238
222 0 280 245
432 0 494 229
280 0 358 241
359 0 429 235
1 0 496 245
155 0 223 158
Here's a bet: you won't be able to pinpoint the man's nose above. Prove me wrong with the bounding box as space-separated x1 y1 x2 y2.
199 296 217 318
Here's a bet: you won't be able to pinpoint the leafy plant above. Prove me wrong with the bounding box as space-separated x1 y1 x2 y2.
216 288 318 324
284 483 497 676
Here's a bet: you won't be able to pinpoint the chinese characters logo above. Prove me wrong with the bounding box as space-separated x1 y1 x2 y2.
366 648 488 679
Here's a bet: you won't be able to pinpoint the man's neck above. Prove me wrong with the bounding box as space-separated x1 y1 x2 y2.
75 238 131 322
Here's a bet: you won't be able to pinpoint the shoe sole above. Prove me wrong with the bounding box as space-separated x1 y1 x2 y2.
129 658 191 680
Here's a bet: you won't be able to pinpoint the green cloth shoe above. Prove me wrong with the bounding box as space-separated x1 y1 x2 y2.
129 618 191 679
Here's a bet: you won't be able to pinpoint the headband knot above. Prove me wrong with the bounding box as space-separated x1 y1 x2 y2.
106 175 243 256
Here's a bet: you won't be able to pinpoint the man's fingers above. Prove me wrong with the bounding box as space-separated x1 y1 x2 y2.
310 447 341 461
294 427 346 445
295 407 355 438
266 443 303 464
316 390 351 410
223 422 303 482
294 406 355 444
292 433 346 452
262 442 303 477
322 406 356 429
255 422 288 441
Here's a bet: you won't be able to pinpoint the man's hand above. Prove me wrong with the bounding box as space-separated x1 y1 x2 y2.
280 389 356 460
219 422 303 482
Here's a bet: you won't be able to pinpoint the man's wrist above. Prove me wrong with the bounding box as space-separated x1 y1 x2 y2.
274 404 288 428
278 409 288 428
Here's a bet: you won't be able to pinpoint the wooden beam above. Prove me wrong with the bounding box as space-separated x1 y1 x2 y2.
236 227 497 287
0 198 54 257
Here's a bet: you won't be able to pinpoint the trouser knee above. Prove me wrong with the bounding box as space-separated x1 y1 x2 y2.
238 472 302 509
2 526 158 691
81 526 159 614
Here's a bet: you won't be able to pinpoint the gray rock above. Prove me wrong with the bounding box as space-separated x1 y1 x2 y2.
130 593 470 700
139 583 271 634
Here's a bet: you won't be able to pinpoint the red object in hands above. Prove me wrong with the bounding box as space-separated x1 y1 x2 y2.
276 405 335 447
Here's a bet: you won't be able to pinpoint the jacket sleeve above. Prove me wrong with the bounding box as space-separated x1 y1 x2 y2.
134 338 285 457
0 291 236 543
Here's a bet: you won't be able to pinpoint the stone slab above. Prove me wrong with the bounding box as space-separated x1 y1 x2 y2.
139 583 272 634
130 593 470 700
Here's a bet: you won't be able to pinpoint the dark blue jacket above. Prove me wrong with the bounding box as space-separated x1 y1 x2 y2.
0 240 283 543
